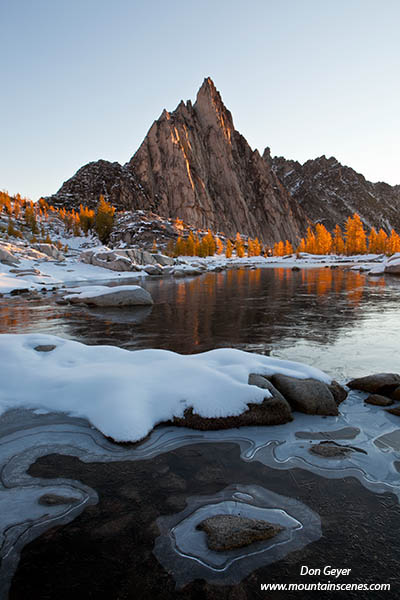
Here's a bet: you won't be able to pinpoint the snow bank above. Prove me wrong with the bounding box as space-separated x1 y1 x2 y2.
0 334 331 442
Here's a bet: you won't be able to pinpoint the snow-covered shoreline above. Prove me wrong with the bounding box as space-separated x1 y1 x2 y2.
0 333 332 442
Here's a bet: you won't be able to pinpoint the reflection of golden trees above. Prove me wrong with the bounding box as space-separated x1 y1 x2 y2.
0 266 387 353
273 266 385 307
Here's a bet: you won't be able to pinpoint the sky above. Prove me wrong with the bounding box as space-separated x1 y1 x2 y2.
1 0 399 200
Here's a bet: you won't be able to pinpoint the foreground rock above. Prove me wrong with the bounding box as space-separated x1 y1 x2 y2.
197 514 283 551
347 373 400 394
171 375 293 430
309 442 354 458
365 394 394 407
66 285 153 307
387 407 400 417
269 374 343 416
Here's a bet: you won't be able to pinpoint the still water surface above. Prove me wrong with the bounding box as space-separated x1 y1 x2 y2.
1 267 399 381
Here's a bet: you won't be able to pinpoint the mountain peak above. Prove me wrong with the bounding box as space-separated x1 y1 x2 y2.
193 77 234 136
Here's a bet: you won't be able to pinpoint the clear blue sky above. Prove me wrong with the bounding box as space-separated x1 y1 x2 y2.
1 0 399 200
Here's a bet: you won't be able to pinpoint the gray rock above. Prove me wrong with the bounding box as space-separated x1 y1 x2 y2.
365 394 394 407
347 373 400 394
153 253 174 266
197 514 283 552
144 264 163 275
270 374 338 415
32 243 64 260
0 247 19 265
68 286 153 307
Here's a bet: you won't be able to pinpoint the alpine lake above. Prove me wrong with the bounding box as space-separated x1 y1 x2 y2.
1 265 400 599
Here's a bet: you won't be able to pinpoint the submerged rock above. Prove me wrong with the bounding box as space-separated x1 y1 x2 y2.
347 373 400 394
34 345 56 352
270 374 339 415
38 493 79 506
365 394 394 407
197 514 283 551
309 442 354 458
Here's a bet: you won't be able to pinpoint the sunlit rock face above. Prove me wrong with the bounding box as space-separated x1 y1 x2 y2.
128 78 307 244
268 152 400 232
47 79 308 245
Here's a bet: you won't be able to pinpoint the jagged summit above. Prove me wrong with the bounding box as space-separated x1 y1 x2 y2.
46 78 400 241
125 78 306 242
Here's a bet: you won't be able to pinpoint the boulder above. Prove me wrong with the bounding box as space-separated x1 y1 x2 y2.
328 380 348 405
347 373 400 394
66 285 153 307
390 386 400 402
365 394 394 407
32 243 64 260
152 253 174 266
144 264 163 275
0 247 19 265
270 374 339 415
92 253 133 272
387 407 400 417
197 514 283 552
170 387 293 429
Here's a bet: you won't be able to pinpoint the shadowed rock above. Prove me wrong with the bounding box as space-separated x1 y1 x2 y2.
347 373 400 394
270 374 339 416
295 427 360 440
197 514 283 551
365 394 394 407
170 392 293 430
309 441 368 458
387 406 400 417
328 381 348 405
390 386 400 401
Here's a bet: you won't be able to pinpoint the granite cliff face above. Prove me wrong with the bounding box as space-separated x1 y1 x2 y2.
268 151 400 232
126 78 307 243
48 78 307 244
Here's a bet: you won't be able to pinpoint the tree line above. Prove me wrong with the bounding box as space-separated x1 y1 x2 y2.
0 192 115 244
